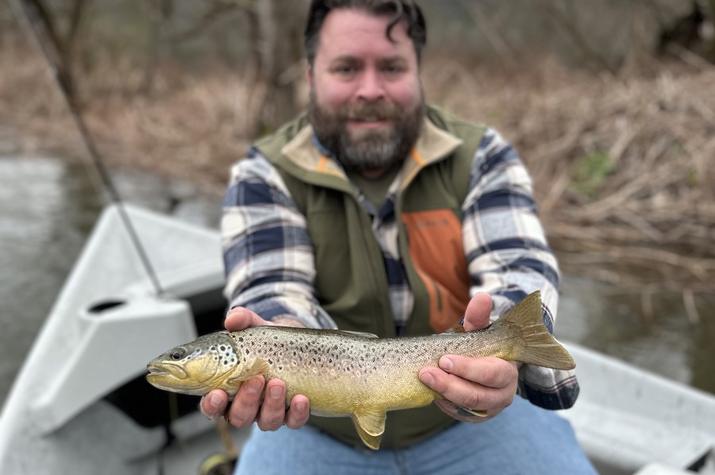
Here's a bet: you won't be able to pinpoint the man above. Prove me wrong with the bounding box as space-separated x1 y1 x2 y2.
202 1 595 473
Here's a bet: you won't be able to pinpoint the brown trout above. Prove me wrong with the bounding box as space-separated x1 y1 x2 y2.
146 291 574 449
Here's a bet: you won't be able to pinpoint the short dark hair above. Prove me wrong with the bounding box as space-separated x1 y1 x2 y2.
304 0 427 66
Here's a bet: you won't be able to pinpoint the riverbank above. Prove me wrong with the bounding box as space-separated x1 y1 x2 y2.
2 42 714 295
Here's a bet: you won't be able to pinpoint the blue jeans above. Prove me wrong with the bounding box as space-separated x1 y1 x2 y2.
234 397 596 475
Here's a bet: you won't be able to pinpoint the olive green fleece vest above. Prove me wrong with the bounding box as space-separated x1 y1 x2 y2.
255 106 486 449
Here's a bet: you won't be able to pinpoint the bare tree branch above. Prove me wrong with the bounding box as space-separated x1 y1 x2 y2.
457 0 518 66
168 0 250 43
64 0 87 62
544 0 619 75
18 0 77 97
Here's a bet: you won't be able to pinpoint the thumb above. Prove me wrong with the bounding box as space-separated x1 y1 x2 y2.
463 293 493 331
224 306 272 332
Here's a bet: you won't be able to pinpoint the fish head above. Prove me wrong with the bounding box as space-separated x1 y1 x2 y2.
146 331 242 396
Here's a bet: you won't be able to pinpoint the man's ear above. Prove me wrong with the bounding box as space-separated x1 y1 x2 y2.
306 62 314 85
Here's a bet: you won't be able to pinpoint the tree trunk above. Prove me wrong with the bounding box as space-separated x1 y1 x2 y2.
252 0 306 134
707 0 715 61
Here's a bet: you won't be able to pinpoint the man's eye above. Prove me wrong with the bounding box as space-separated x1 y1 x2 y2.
334 65 356 75
382 64 404 75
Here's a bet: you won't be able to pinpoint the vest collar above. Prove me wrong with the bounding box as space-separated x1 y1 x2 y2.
280 116 463 190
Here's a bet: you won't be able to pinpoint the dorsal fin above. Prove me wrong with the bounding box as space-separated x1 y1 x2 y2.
340 330 379 338
318 329 379 339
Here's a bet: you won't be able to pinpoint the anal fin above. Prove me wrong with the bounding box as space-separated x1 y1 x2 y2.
351 407 386 450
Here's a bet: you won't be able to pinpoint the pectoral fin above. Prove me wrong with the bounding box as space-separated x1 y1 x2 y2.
225 358 268 387
351 408 386 450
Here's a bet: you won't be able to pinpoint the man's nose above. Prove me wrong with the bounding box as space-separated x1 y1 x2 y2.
356 70 385 102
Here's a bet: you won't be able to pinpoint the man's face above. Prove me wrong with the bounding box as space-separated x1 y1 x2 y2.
308 8 424 174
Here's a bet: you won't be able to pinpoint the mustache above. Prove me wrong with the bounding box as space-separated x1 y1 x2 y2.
340 102 401 121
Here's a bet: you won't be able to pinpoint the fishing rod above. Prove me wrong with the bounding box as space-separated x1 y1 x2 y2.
8 0 164 296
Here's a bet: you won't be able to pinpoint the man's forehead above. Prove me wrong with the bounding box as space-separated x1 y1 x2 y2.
316 8 414 60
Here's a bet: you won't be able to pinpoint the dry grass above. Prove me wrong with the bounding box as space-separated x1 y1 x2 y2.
2 40 714 295
424 58 715 293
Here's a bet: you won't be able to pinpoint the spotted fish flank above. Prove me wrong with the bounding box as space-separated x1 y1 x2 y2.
146 291 575 449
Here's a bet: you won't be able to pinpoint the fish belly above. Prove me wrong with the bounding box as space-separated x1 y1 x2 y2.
278 364 436 416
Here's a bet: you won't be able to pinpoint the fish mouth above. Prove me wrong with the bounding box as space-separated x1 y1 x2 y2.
146 363 188 380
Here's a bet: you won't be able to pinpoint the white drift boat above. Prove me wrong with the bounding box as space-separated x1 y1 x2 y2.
0 204 713 475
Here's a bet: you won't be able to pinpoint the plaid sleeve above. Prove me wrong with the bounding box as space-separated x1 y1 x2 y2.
221 149 337 329
462 128 579 409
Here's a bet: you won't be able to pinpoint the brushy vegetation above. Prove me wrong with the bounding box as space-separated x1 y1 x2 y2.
427 58 715 300
1 31 714 307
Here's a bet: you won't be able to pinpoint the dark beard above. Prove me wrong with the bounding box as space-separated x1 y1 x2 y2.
308 90 424 174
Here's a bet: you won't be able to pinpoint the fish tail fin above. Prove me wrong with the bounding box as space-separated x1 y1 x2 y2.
499 291 575 370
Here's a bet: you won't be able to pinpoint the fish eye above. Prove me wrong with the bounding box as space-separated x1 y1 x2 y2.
170 348 187 360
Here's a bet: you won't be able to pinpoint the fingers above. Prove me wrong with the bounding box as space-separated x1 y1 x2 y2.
285 395 311 429
221 377 311 431
200 389 229 419
227 376 265 427
256 379 288 431
463 293 493 331
439 355 517 389
420 368 509 413
419 356 517 416
224 307 274 332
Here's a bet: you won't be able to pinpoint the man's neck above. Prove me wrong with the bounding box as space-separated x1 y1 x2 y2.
359 168 389 180
348 164 402 210
354 159 405 180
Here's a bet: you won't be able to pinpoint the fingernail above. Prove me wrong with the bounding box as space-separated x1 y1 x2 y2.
246 379 261 396
421 372 434 386
207 392 222 411
270 385 283 399
440 356 454 371
294 400 306 413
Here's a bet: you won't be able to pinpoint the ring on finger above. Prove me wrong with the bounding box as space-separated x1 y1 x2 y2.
457 405 488 418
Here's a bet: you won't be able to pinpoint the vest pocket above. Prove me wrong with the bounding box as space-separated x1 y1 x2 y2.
402 209 470 332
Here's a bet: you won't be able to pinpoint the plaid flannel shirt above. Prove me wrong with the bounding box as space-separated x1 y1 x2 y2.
222 126 579 410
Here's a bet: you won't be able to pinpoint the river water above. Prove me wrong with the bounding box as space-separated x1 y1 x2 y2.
0 154 222 406
0 154 713 408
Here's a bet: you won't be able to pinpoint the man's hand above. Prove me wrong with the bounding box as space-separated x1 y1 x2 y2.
199 308 311 431
419 293 518 422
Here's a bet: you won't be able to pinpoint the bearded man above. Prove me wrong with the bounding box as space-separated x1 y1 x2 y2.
201 1 596 473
